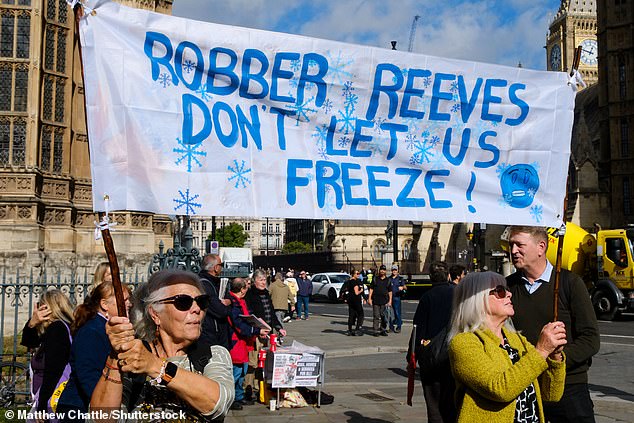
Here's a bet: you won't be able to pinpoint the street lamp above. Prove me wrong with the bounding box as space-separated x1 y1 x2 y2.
341 237 347 272
361 239 367 271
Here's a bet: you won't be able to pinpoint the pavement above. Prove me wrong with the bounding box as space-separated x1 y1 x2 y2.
225 313 634 423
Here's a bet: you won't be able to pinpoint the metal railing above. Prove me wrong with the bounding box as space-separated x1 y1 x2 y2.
0 267 147 357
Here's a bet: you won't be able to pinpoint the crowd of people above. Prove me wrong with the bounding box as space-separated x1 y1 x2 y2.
21 225 601 423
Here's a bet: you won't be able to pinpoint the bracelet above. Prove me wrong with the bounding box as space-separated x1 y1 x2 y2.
149 359 167 386
105 360 120 371
102 368 122 384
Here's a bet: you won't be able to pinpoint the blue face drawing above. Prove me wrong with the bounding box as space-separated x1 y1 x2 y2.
500 164 540 208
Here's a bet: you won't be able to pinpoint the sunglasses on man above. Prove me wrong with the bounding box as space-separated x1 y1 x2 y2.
489 285 510 299
156 294 211 311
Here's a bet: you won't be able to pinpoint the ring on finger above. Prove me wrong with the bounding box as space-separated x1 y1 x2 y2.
117 358 127 367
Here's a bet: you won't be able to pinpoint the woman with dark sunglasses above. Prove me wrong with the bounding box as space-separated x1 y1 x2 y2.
90 269 234 421
447 271 567 423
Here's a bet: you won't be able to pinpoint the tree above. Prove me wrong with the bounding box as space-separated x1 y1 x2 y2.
209 223 248 247
282 241 312 254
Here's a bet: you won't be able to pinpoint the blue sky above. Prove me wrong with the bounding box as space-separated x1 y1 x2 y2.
172 0 562 71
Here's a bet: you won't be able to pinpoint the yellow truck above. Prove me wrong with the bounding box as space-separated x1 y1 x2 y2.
543 223 634 320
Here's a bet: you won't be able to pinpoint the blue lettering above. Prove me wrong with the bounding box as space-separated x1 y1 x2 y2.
271 52 298 103
429 73 455 121
457 76 483 123
207 47 239 96
298 53 328 107
286 159 312 205
400 69 430 119
316 161 343 209
474 131 499 168
424 169 452 208
144 32 178 86
395 168 425 207
481 78 507 123
506 83 529 126
237 104 262 150
341 163 368 206
181 94 211 145
366 63 404 120
269 107 295 150
366 166 392 206
350 119 373 158
326 116 347 156
175 41 203 91
212 101 238 148
240 49 270 99
442 127 470 166
381 122 407 160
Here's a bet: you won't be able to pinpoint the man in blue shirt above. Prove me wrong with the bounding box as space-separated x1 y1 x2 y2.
388 265 406 333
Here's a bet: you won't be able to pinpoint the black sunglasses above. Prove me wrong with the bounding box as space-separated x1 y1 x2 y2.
489 285 510 299
156 294 211 311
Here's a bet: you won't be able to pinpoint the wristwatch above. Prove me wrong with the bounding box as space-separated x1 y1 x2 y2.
160 362 178 386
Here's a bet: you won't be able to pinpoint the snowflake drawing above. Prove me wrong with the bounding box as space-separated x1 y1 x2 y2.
227 159 252 188
429 135 441 147
496 163 511 179
173 137 207 172
195 83 213 102
530 204 543 223
312 124 329 147
373 117 387 134
308 59 319 68
173 189 201 215
286 96 317 126
344 93 359 111
290 59 302 72
392 68 408 84
182 60 196 74
317 146 329 160
449 81 459 93
158 73 171 88
321 99 334 114
405 133 417 151
410 140 434 165
338 135 351 148
451 103 461 113
325 50 354 87
342 81 355 97
527 188 537 198
369 135 391 157
289 77 300 89
422 76 432 88
322 190 337 215
337 106 356 134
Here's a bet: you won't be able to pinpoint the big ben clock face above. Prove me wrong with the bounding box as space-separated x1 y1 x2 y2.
580 39 598 66
550 45 562 70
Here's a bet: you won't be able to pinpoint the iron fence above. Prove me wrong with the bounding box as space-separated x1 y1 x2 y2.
0 267 148 358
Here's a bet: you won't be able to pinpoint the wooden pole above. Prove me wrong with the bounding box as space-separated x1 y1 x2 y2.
74 5 127 317
554 46 582 321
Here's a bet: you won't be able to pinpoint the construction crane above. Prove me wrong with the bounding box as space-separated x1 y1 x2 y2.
408 15 421 52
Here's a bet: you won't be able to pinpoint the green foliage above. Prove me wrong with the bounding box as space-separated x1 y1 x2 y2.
282 241 312 254
212 223 248 247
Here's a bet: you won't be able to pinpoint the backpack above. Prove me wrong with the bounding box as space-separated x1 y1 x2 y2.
339 281 350 301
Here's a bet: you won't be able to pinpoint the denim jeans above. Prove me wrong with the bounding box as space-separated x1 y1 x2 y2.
296 295 310 318
391 296 402 329
233 362 248 402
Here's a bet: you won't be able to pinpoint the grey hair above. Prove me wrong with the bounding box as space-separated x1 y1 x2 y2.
447 271 515 341
202 254 220 272
252 269 266 280
130 269 203 342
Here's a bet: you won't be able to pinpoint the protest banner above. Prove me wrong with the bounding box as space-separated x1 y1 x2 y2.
79 0 576 226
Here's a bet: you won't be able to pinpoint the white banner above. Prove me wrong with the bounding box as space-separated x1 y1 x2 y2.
79 0 576 226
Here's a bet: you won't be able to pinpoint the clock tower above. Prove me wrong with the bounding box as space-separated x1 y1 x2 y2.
546 1 598 86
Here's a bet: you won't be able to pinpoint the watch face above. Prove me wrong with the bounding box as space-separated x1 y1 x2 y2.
550 45 562 71
580 39 598 66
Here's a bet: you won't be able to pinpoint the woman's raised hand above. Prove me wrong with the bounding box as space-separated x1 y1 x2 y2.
28 304 52 328
535 321 567 359
106 316 136 353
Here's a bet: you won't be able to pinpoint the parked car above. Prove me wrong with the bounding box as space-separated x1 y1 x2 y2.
311 272 351 302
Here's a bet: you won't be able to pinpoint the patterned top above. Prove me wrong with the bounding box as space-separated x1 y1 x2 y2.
500 334 539 423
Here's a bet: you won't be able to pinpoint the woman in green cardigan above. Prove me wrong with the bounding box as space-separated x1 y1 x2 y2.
448 271 567 423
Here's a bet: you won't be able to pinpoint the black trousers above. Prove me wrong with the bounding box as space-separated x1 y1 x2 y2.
348 303 364 330
543 383 595 423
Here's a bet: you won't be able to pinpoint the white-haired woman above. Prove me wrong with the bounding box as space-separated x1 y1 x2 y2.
90 269 234 421
448 271 567 423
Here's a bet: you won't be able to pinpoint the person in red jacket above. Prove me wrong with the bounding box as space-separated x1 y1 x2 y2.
227 278 270 410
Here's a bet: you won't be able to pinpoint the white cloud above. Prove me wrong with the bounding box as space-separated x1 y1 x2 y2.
171 0 560 70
